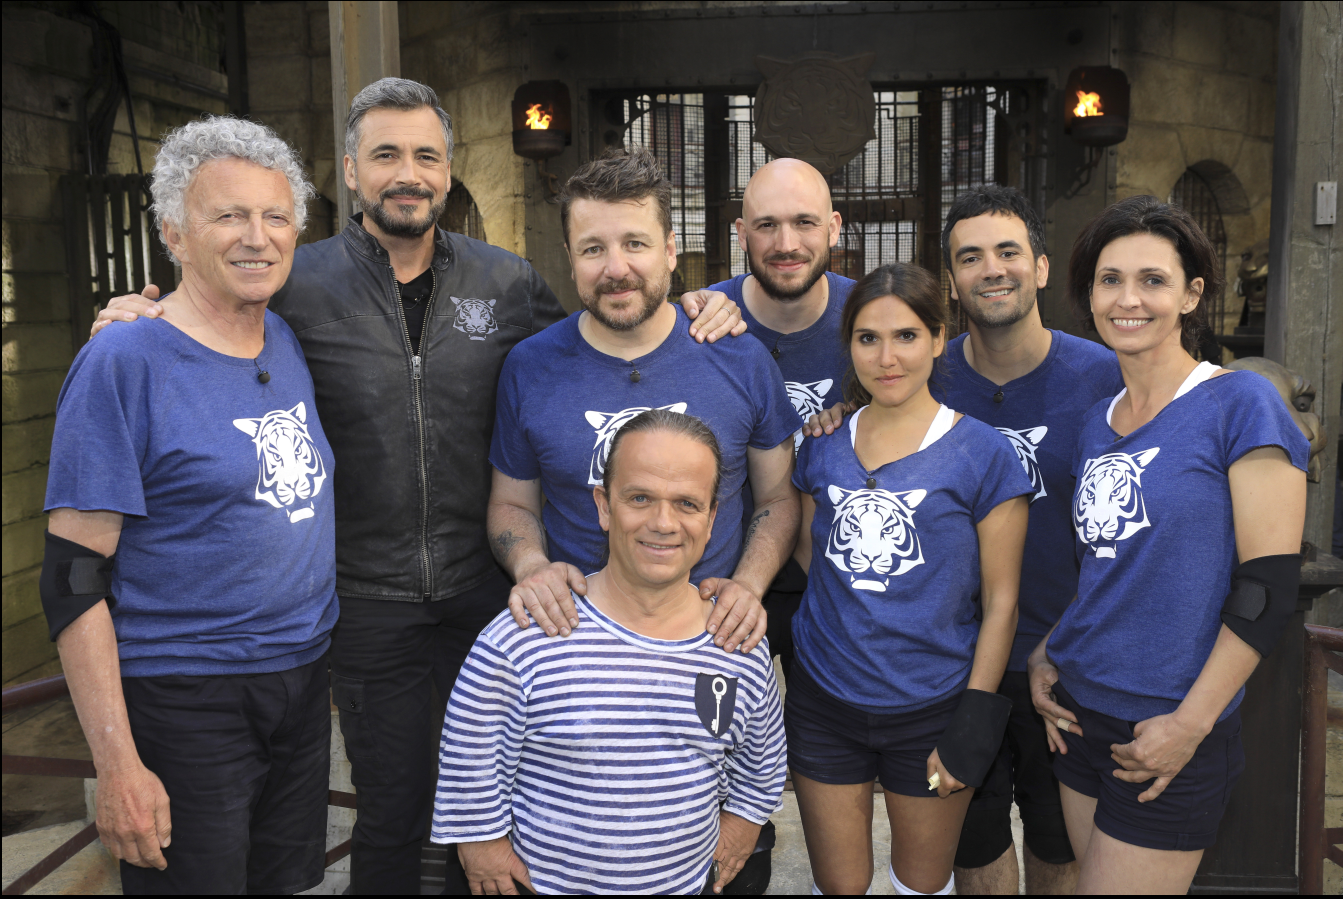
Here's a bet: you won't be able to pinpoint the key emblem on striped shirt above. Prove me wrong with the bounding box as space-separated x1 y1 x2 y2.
695 673 738 738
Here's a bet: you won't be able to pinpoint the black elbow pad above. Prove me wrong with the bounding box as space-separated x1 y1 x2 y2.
935 688 1012 789
40 531 115 641
1220 553 1300 658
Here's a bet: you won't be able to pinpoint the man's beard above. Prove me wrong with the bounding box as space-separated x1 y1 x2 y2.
355 185 447 238
747 246 830 301
961 277 1037 329
579 270 671 332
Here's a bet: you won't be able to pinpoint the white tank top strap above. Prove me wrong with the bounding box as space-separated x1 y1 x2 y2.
1174 360 1223 399
1106 361 1224 426
850 403 955 453
917 404 957 452
847 404 865 449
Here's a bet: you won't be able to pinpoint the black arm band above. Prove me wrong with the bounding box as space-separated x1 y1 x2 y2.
1220 553 1300 658
935 688 1012 789
40 531 115 642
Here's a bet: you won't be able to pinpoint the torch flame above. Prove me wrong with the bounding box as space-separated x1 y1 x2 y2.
525 103 552 130
1073 91 1103 118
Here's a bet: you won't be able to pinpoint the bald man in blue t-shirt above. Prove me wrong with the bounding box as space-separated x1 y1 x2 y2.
706 159 854 681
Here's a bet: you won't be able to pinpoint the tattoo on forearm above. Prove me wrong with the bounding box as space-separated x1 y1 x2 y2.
743 509 770 550
491 529 520 562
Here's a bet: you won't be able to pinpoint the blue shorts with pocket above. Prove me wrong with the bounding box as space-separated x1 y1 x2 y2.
1051 681 1244 852
784 662 959 796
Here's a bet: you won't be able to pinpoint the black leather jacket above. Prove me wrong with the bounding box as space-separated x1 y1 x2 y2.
272 215 565 603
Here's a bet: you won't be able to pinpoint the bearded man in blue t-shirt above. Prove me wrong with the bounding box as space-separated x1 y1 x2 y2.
704 158 854 681
488 149 802 660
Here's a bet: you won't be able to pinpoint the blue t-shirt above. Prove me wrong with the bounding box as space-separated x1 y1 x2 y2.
792 405 1035 713
935 331 1124 670
490 306 801 580
45 313 339 678
710 273 853 448
1049 367 1310 722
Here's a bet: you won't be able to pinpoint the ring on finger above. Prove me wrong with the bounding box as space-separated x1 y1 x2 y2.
1057 717 1071 733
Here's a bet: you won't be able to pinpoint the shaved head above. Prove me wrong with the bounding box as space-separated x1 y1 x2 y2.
742 158 833 220
737 158 840 301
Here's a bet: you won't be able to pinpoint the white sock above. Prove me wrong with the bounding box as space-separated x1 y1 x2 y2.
810 882 873 895
889 861 954 895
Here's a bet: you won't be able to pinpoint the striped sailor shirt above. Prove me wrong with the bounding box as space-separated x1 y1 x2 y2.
432 593 787 895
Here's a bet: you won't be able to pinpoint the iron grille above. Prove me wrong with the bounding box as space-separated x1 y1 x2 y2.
623 94 708 295
605 82 1042 317
61 173 177 354
1170 169 1228 340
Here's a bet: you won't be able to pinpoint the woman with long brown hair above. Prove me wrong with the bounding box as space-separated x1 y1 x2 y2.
787 262 1033 894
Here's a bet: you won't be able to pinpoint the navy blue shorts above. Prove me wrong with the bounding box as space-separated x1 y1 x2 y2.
784 662 958 796
1051 681 1244 852
955 671 1075 868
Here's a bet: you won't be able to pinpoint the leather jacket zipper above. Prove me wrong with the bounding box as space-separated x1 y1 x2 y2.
391 267 436 600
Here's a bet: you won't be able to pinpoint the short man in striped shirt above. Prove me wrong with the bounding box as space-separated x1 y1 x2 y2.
433 409 787 895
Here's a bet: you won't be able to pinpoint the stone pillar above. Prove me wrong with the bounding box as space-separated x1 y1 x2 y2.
328 1 400 234
1265 0 1342 556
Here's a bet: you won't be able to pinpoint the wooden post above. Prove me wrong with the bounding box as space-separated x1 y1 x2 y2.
328 1 400 235
1264 1 1342 556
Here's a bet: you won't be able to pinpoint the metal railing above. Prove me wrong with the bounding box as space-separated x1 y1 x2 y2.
1301 623 1343 894
1 674 357 895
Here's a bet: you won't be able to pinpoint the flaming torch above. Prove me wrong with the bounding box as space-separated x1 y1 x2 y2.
1073 91 1103 119
512 82 570 161
1064 67 1130 147
525 103 552 130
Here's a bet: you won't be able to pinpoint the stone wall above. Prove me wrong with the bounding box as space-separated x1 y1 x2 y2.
1 1 225 685
243 1 338 246
400 3 530 258
1110 1 1278 338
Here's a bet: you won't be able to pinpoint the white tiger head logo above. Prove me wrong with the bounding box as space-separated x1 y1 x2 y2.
233 402 327 523
584 403 689 486
997 426 1049 502
786 379 834 449
451 296 498 340
824 485 927 592
1073 447 1160 558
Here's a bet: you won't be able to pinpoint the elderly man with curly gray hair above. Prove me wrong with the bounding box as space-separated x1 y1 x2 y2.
40 116 339 894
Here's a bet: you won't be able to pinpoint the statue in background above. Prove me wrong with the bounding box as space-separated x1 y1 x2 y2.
1225 357 1327 483
1234 239 1269 334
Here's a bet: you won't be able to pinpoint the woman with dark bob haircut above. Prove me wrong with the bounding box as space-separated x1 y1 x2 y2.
1028 195 1309 893
787 262 1033 894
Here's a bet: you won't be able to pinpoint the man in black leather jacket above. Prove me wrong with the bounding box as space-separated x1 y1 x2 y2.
93 79 743 894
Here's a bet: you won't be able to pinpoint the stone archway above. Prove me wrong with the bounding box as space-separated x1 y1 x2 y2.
1170 160 1255 348
440 177 487 243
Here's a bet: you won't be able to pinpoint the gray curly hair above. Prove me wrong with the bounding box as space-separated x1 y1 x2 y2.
150 116 316 263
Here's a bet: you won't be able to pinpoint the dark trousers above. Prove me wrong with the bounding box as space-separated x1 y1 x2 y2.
118 654 332 895
764 557 807 682
330 570 509 895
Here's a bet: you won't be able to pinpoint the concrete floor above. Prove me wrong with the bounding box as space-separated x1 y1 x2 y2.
8 670 1340 895
1 666 1021 896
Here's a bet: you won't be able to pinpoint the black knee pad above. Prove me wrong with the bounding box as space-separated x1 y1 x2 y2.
953 803 1013 869
1019 803 1076 866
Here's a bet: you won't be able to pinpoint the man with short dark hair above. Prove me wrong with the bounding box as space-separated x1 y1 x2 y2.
90 80 742 895
489 149 801 661
810 184 1121 894
938 185 1123 895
